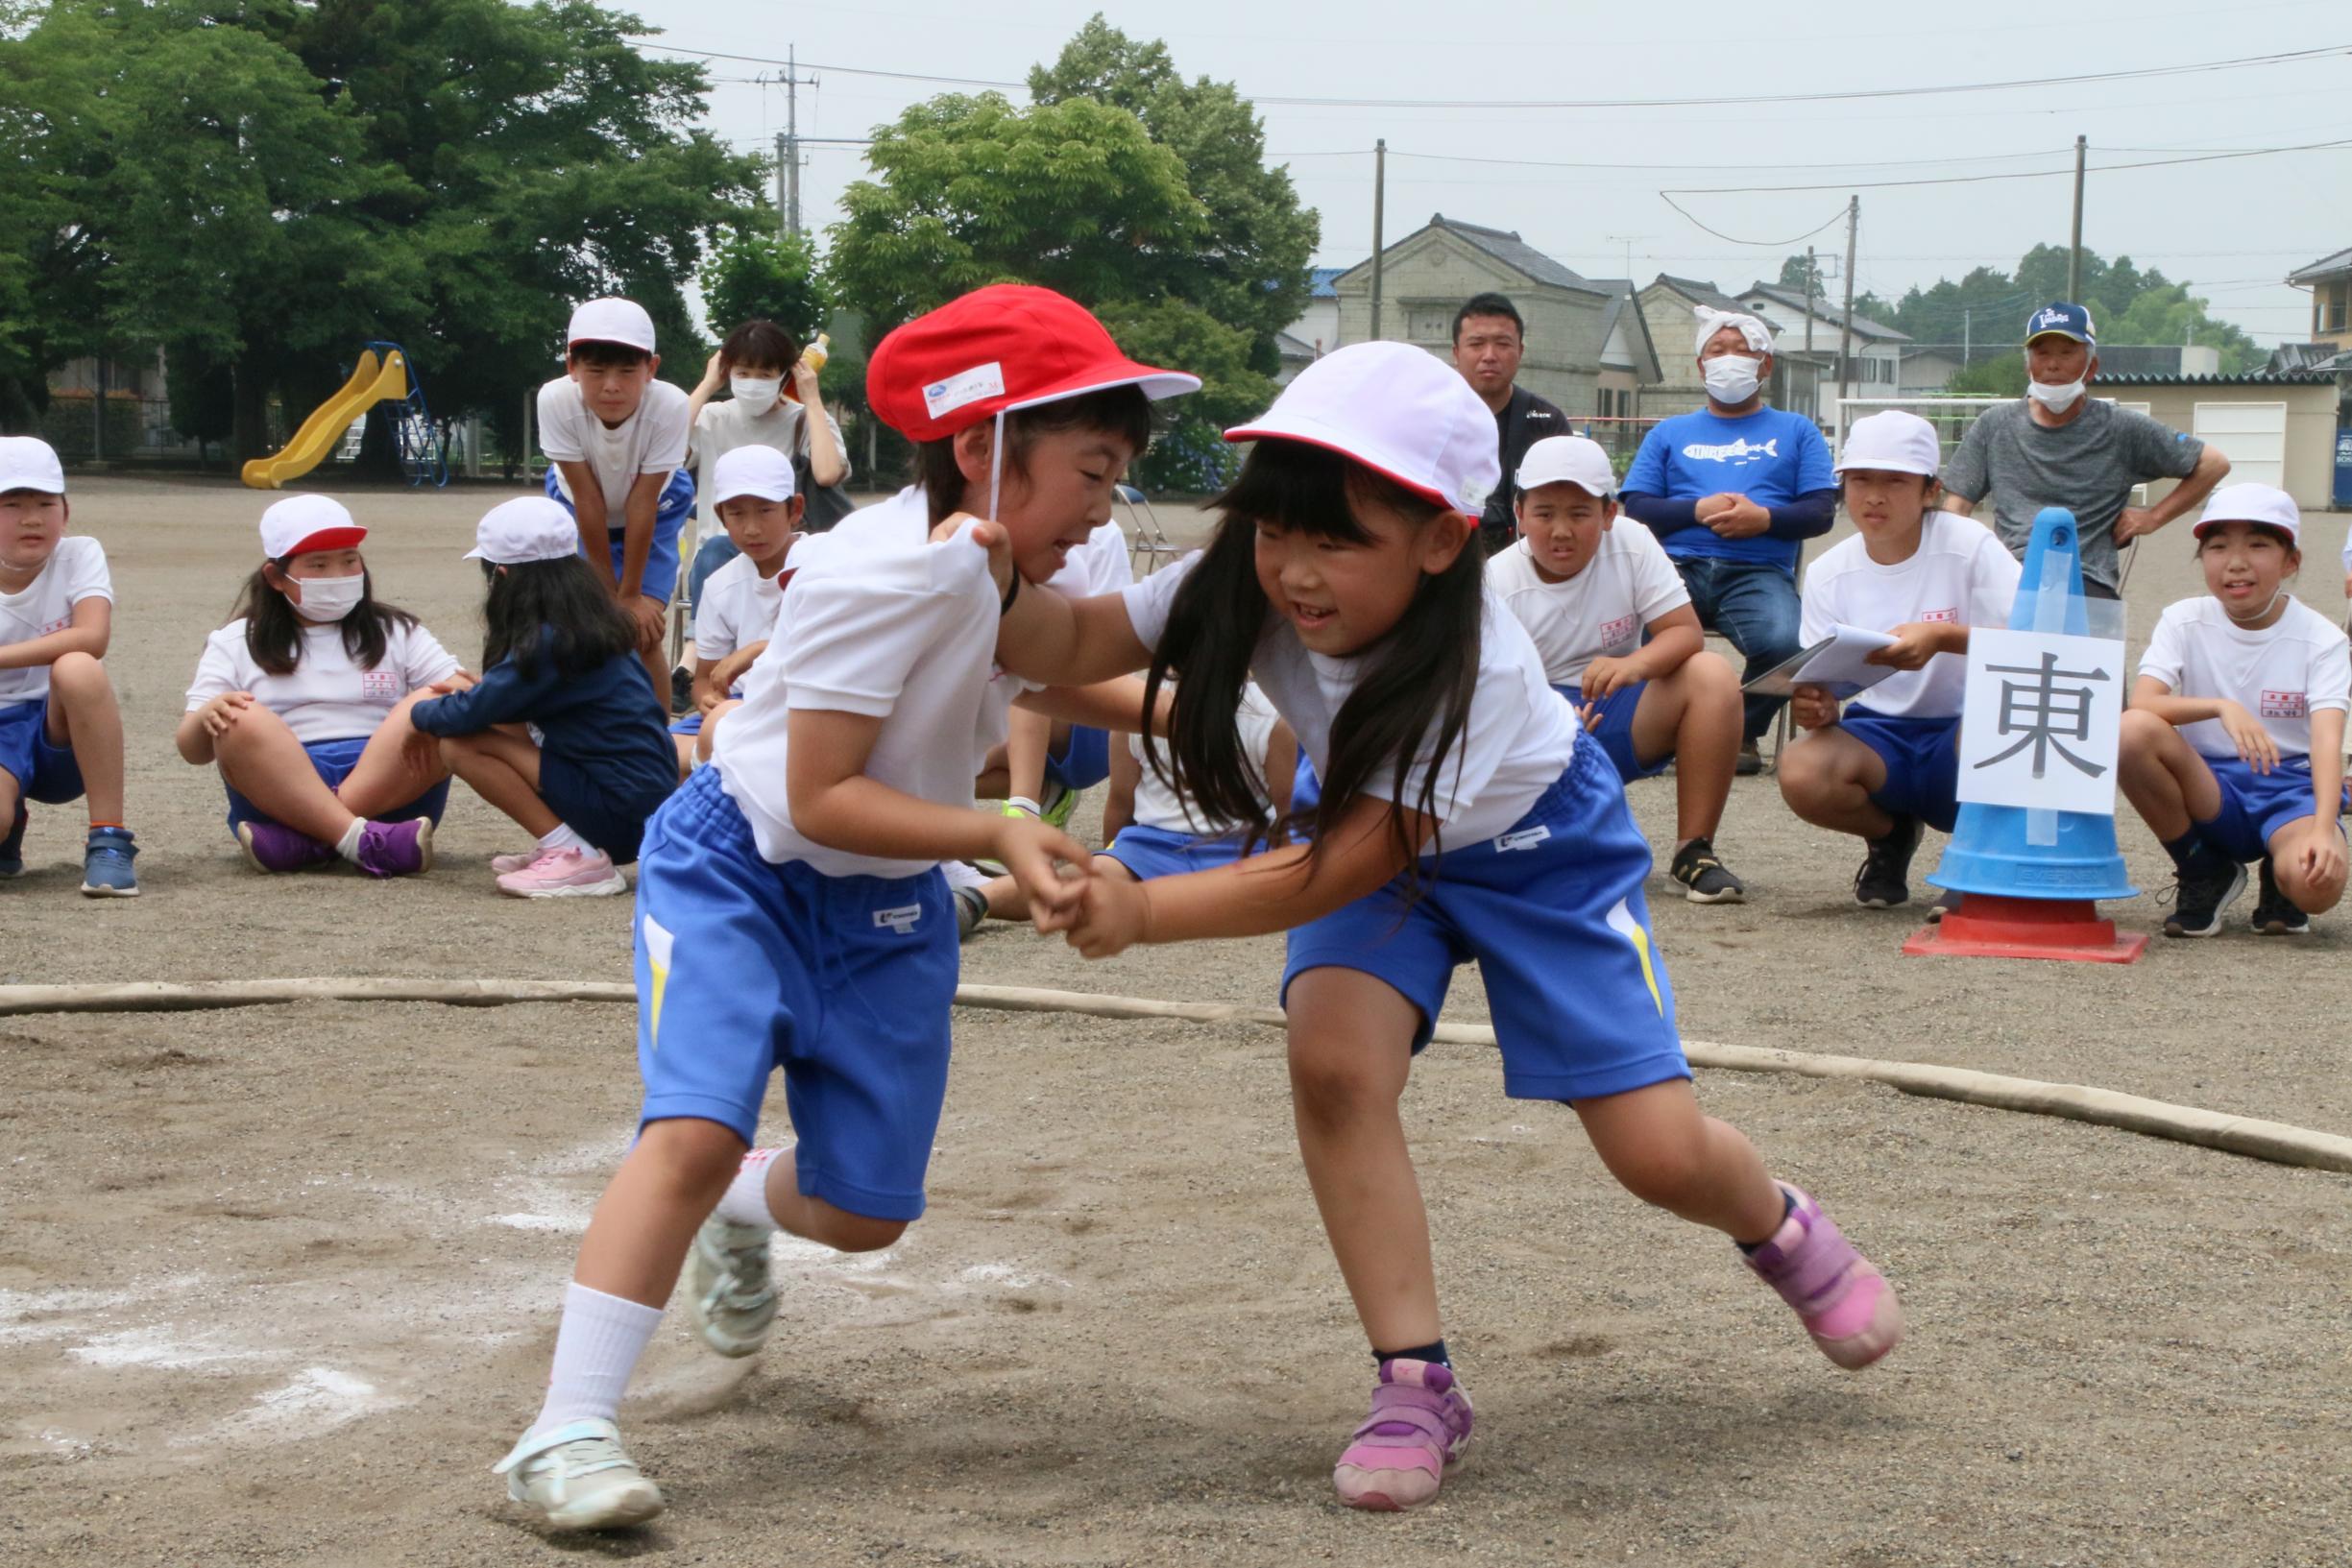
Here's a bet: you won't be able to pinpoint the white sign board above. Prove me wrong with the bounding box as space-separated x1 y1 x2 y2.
1955 628 2126 816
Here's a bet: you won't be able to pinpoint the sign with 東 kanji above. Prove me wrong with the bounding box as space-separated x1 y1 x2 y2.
1955 628 2126 816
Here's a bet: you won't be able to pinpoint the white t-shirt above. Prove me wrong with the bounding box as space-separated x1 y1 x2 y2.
2138 595 2351 760
537 376 692 519
689 398 849 526
1050 519 1133 597
1486 526 1689 688
713 487 1028 878
1128 683 1281 836
1122 556 1579 848
184 617 462 744
0 536 111 709
693 550 792 668
1800 512 2022 720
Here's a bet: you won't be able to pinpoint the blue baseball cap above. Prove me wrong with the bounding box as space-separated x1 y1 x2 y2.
2024 302 2096 346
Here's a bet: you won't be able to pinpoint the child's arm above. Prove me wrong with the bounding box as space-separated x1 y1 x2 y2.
787 708 1087 923
1788 684 1840 731
409 659 553 738
695 642 766 710
175 691 255 764
1000 706 1055 816
1264 720 1299 822
1866 620 1970 671
1582 604 1704 699
686 350 726 436
2129 674 2280 773
996 582 1154 688
616 470 665 599
1067 793 1428 956
556 461 614 588
1101 738 1140 842
2308 707 2345 834
0 594 109 670
1012 676 1168 736
792 367 849 488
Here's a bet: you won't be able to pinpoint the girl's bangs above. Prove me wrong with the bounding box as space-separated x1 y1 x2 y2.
1218 439 1417 546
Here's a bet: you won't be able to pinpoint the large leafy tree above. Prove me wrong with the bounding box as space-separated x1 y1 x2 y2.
702 227 831 349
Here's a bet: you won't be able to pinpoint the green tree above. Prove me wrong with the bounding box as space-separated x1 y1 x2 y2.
702 228 831 347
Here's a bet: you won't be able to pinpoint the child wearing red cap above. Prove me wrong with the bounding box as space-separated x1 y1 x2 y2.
176 495 458 878
491 285 1197 1531
993 340 1902 1513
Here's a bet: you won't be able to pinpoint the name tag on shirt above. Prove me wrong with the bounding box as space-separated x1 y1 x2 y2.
2262 689 2308 719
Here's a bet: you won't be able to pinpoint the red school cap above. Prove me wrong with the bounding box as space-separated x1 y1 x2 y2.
865 284 1199 442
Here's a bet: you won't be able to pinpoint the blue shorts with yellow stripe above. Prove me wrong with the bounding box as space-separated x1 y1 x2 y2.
1280 734 1689 1103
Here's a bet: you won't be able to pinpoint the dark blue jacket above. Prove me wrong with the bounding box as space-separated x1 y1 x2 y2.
410 641 677 820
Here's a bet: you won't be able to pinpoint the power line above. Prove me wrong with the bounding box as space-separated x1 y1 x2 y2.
1661 135 2352 195
1657 196 1853 248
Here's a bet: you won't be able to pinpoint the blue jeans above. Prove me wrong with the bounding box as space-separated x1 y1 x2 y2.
689 533 740 616
1669 556 1803 741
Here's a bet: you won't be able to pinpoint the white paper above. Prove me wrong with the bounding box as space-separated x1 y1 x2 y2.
1955 628 2125 816
1740 623 1901 700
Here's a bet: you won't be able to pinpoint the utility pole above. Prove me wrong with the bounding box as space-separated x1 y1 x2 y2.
1369 138 1387 341
1804 247 1817 422
2068 134 2086 302
773 47 817 239
1836 195 1858 435
1963 307 1971 366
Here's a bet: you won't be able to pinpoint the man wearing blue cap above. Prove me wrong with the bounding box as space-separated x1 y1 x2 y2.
1941 302 2230 600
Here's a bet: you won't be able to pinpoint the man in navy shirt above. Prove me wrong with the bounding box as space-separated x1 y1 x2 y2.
1452 293 1568 556
1622 308 1836 769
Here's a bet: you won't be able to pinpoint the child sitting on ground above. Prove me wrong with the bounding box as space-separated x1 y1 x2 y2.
2121 483 2348 936
538 297 695 697
410 497 680 898
0 437 136 894
177 495 455 879
1488 435 1746 903
1776 410 2020 911
672 446 806 774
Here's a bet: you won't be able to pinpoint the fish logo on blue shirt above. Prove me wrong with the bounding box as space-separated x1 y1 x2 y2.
1682 437 1780 466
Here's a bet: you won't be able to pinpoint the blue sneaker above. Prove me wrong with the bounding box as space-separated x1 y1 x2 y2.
80 825 139 898
0 803 25 879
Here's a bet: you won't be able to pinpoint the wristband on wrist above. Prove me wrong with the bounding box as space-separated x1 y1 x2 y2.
1000 569 1020 615
1003 796 1042 819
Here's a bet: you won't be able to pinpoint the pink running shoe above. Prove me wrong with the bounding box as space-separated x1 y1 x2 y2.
1331 1359 1473 1511
491 848 537 874
1742 1182 1903 1369
495 845 627 899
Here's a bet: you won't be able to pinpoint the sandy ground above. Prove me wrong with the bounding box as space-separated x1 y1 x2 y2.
4 474 2351 1566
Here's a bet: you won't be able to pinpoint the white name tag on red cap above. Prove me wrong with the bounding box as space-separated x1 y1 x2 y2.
923 361 1006 420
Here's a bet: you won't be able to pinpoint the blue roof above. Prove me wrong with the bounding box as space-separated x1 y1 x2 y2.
1309 267 1346 300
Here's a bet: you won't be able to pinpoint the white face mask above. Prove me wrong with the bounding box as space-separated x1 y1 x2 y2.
1703 356 1761 404
2027 378 2087 414
730 374 783 416
291 572 365 622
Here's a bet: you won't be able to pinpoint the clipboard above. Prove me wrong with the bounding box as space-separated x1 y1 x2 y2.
1739 623 1902 700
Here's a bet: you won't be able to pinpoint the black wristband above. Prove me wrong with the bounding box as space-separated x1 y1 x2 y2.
999 569 1020 616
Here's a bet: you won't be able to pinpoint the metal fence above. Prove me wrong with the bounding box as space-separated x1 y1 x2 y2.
34 392 518 475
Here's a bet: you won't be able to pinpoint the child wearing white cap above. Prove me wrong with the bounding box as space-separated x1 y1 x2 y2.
994 341 1902 1514
673 445 807 772
1488 434 1747 903
176 495 458 878
537 296 696 697
2120 483 2348 936
1777 410 2021 912
0 436 137 894
408 497 680 897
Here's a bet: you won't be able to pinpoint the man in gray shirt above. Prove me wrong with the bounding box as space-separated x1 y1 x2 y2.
1942 302 2230 598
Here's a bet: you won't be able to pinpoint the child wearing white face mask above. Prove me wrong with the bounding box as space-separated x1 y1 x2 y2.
176 495 460 877
684 318 849 619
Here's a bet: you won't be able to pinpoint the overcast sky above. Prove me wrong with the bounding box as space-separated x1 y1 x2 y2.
624 0 2350 349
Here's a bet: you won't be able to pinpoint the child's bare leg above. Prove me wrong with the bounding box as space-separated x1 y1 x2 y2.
2117 708 2223 839
572 1118 748 1305
755 1165 909 1254
44 652 125 825
1572 1078 1783 1241
335 691 449 818
1776 727 1894 838
1630 652 1739 846
1286 966 1441 1351
2267 816 2348 914
0 769 19 830
213 704 360 842
632 597 668 704
695 700 738 765
438 731 558 836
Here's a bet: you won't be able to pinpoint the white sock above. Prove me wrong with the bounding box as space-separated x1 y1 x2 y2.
529 1282 665 1436
537 823 591 856
713 1147 787 1231
333 820 365 863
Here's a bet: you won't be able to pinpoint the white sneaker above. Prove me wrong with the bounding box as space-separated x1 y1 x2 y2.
684 1216 778 1359
493 1418 665 1530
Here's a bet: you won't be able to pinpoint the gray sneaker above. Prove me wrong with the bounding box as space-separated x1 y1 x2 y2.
684 1215 778 1359
493 1418 664 1531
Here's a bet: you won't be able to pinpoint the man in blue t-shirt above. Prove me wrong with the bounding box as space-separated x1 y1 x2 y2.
1622 308 1836 769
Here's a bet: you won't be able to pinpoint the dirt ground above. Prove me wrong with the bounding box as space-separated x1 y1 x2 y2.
4 474 2350 1567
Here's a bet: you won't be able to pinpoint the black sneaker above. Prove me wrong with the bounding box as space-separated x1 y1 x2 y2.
2248 856 2310 936
669 664 694 717
1669 836 1746 904
1735 738 1764 777
953 882 989 940
1853 816 1921 908
2161 858 2247 938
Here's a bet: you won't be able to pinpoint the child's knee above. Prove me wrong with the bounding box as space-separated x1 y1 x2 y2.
634 1117 748 1194
1287 1033 1403 1125
434 735 473 769
1775 739 1828 805
48 650 109 699
1600 1134 1711 1212
821 1213 909 1253
1682 649 1739 698
2118 707 2170 754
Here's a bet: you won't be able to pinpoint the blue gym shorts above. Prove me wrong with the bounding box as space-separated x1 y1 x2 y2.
1045 725 1112 793
1281 734 1690 1103
1839 707 1963 833
543 466 695 606
633 766 958 1223
668 712 704 737
1099 820 1263 881
1558 681 1669 784
0 698 85 805
2197 756 2348 862
221 734 449 836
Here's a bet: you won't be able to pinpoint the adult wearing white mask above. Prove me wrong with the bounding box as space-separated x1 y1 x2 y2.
1622 307 1837 772
1942 302 2228 601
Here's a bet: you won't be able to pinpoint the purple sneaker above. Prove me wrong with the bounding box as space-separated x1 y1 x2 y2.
1742 1182 1903 1370
354 818 434 879
236 819 334 874
1331 1358 1474 1511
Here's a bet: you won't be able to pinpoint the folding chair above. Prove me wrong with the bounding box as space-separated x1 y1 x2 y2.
1118 483 1186 579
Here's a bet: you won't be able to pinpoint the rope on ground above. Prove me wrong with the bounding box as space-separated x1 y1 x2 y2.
5 977 2348 1176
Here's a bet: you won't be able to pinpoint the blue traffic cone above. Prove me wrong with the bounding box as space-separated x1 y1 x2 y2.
1905 507 2146 963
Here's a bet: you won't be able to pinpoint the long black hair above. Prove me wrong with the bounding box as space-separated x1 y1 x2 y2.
479 556 639 680
1144 440 1485 879
230 558 418 678
913 385 1155 528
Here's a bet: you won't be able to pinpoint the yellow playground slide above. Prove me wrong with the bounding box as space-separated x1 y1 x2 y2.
240 347 412 490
